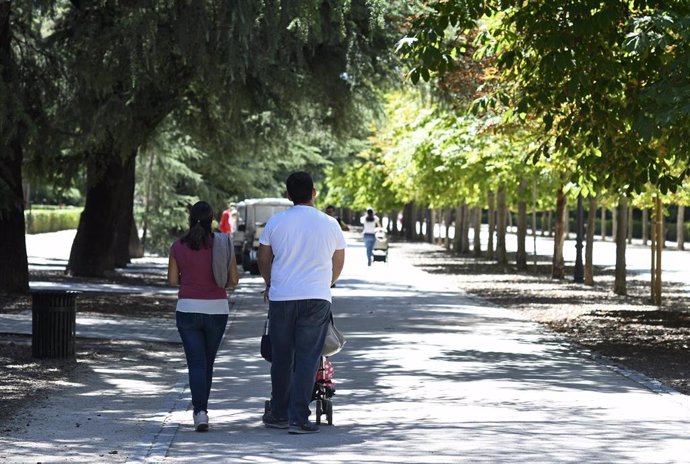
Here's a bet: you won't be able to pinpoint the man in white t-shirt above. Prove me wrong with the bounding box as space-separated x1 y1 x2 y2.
257 171 346 434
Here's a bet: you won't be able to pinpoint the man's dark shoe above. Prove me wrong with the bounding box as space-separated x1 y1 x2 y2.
263 413 289 429
288 421 320 434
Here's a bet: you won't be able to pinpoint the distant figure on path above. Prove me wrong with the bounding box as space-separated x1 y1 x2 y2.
325 205 350 231
257 172 346 434
218 204 237 234
168 201 239 432
360 208 381 266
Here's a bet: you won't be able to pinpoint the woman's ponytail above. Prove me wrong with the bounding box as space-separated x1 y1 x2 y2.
365 208 375 222
181 201 214 250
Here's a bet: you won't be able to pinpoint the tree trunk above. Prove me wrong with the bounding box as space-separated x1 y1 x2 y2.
453 203 463 253
441 208 449 250
532 178 538 268
473 206 482 257
642 208 648 246
487 191 495 259
342 208 352 227
68 149 133 276
600 207 606 241
552 188 567 279
129 218 144 259
547 210 553 236
627 205 633 244
564 204 570 240
390 210 398 235
415 203 423 241
0 3 29 293
651 196 663 305
611 208 617 242
496 185 507 265
461 202 471 254
403 202 414 241
613 197 628 296
584 196 596 285
425 207 433 243
516 179 528 271
427 208 441 245
114 152 136 267
677 205 685 251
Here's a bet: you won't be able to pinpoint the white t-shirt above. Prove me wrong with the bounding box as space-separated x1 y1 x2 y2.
259 205 346 303
361 215 380 234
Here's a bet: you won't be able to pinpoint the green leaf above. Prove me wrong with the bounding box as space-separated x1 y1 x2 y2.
410 68 420 85
421 67 430 82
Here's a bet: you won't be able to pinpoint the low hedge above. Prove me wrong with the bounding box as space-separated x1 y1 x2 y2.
25 207 82 234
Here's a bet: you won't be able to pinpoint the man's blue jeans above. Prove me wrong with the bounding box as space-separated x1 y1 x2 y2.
176 312 228 414
268 299 330 426
363 233 376 264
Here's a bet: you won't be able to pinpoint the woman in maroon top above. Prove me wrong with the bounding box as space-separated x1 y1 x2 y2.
168 201 239 431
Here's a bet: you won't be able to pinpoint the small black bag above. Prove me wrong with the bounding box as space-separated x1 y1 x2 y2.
260 318 272 362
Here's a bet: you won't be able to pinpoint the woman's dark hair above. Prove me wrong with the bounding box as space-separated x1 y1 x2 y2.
286 171 313 204
365 208 375 222
181 201 214 250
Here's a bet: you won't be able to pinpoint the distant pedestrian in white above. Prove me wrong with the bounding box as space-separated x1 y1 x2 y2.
360 208 381 266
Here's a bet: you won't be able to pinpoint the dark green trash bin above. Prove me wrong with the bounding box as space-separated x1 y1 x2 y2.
31 290 79 359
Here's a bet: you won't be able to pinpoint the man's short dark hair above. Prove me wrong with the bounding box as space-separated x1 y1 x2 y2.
286 171 314 204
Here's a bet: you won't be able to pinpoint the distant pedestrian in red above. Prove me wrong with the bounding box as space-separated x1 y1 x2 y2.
218 205 236 234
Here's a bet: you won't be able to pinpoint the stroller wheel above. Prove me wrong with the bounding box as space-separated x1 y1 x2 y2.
326 400 333 425
315 400 323 425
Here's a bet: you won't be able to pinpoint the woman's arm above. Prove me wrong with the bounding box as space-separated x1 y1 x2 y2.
167 255 180 286
226 254 239 289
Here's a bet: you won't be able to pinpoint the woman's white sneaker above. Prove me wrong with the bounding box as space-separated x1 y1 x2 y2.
193 411 209 432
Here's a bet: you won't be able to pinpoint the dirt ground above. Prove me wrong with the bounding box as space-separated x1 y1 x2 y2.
1 241 688 425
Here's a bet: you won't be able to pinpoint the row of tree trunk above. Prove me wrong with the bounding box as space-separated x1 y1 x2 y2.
382 188 669 304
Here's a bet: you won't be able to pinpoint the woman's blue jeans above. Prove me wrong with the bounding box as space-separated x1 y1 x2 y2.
363 233 376 265
268 299 330 426
176 312 228 414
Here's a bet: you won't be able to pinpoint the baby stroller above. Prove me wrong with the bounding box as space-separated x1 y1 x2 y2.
372 228 389 263
313 356 336 425
263 356 336 425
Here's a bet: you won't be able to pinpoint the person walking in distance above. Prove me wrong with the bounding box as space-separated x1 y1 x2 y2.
258 172 346 434
325 204 350 231
360 208 380 266
168 201 239 432
218 204 237 234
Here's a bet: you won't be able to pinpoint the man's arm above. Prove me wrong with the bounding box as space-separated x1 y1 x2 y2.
257 244 273 302
331 248 345 286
